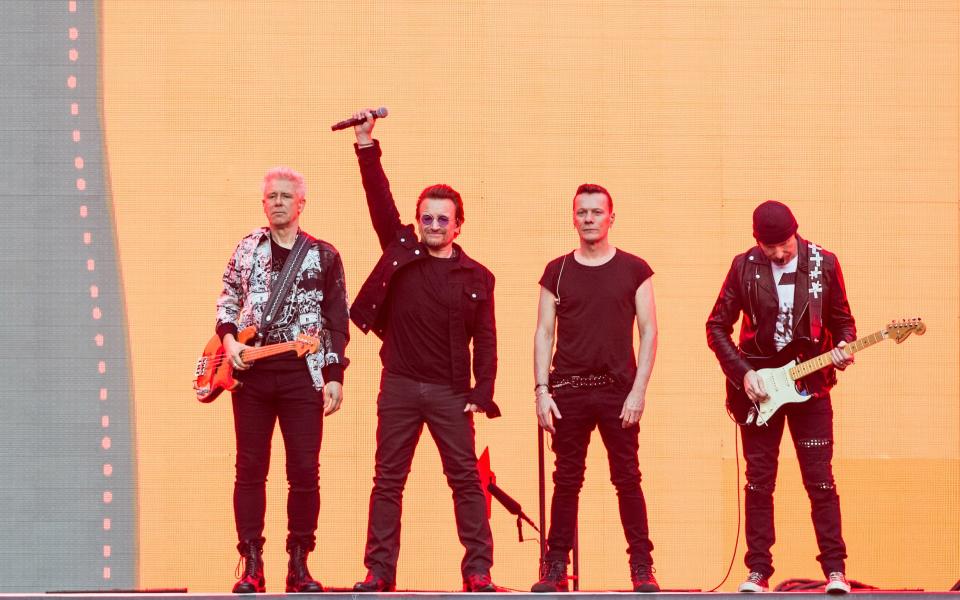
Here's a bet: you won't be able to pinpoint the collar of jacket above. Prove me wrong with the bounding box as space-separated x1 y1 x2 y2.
250 226 309 246
744 235 809 273
448 243 483 271
407 236 483 273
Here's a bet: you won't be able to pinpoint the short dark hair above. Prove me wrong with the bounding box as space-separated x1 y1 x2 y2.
573 183 613 211
417 184 464 224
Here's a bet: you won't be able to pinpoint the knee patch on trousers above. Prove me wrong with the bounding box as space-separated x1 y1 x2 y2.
798 438 836 491
744 481 775 494
797 438 832 449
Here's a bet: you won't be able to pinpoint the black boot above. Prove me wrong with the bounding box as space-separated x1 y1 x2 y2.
630 563 660 593
286 545 323 593
531 560 568 593
232 539 266 593
353 570 395 592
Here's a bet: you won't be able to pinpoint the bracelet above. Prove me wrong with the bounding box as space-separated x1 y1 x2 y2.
534 383 549 393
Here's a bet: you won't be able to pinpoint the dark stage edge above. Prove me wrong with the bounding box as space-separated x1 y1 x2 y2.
1 592 957 599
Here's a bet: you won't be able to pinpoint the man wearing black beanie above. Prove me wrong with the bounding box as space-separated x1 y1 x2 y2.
706 200 857 594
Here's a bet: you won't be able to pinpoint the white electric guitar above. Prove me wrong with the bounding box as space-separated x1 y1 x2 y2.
726 318 925 426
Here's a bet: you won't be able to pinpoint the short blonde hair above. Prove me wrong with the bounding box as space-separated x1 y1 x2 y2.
263 167 306 199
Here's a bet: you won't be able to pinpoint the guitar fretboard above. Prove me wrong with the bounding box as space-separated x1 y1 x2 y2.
788 329 886 380
242 342 302 361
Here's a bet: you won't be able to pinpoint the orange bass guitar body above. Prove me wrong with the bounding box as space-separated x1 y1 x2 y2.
193 326 320 403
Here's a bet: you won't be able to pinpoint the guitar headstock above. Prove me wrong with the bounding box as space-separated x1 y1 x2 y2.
883 318 926 344
293 334 321 356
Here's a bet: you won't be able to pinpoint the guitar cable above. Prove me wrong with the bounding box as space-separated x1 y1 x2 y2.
706 421 742 592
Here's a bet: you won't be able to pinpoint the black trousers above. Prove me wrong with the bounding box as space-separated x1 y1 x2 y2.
232 365 323 552
740 393 846 577
544 385 654 566
362 370 493 583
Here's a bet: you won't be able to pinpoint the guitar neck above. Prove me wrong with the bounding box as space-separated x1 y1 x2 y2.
241 341 302 362
788 329 886 380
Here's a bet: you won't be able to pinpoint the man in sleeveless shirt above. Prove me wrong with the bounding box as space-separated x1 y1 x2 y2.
532 184 660 593
706 201 856 593
216 167 350 593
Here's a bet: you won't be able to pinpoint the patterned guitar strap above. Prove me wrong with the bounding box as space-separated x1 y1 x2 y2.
256 231 312 345
807 242 824 342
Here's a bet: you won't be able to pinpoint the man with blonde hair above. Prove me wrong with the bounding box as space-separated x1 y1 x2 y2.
216 167 350 593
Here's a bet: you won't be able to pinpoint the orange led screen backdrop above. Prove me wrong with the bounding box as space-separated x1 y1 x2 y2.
1 0 956 593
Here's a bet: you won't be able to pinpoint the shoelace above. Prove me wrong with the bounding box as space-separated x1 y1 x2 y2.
234 553 259 580
293 562 313 581
540 561 566 581
467 574 492 587
631 564 656 578
828 572 846 582
746 571 765 584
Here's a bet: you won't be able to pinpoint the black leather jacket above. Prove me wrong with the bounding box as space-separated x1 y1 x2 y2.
350 141 500 417
706 236 856 395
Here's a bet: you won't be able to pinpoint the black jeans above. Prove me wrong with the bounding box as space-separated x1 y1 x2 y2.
232 365 323 551
363 370 493 583
544 385 654 566
740 393 846 577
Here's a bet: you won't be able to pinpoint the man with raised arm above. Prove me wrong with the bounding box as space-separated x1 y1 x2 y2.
348 110 500 593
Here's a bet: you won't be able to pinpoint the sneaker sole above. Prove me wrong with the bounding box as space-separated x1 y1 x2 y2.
826 585 850 595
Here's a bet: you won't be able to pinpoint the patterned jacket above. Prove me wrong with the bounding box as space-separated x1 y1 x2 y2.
216 227 350 389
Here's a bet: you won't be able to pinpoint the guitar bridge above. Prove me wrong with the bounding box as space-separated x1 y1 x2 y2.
194 356 207 377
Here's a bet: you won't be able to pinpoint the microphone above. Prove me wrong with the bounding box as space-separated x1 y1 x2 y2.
477 448 540 542
488 481 538 529
330 107 388 131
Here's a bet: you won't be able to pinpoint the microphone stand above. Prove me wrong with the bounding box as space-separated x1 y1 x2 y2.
538 424 547 559
487 480 540 542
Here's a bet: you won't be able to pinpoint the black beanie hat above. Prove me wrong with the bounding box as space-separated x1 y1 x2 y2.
752 200 798 244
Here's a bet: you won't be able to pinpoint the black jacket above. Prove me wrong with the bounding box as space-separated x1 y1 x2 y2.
350 141 500 417
706 236 856 396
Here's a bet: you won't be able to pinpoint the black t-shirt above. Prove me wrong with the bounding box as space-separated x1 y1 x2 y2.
255 238 305 372
538 249 654 388
382 255 457 383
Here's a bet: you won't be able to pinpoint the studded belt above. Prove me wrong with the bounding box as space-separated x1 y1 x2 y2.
548 372 615 390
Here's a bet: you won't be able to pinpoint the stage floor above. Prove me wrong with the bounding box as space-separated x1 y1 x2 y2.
1 592 957 599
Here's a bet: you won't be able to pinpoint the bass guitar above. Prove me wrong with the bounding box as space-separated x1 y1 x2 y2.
193 326 320 403
727 318 925 426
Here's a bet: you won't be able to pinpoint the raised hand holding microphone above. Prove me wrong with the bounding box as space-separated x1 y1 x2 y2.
331 106 387 132
352 108 378 146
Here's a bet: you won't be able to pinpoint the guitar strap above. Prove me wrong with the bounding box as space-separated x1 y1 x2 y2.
806 242 824 342
256 231 313 344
